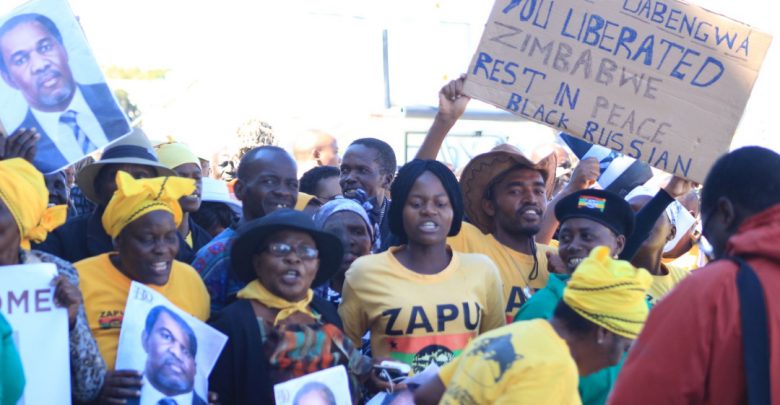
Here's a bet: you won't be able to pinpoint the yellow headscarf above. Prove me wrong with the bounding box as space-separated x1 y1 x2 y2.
155 142 200 170
102 171 195 239
563 246 653 339
236 280 320 326
0 158 67 249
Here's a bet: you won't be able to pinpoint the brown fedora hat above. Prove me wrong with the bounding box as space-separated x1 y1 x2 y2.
76 128 177 203
459 144 557 234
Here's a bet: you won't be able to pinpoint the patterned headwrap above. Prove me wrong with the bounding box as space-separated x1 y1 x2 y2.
102 171 195 239
0 158 67 249
563 246 653 339
313 198 374 242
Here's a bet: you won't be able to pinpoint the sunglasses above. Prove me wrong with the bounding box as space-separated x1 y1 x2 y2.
263 242 319 260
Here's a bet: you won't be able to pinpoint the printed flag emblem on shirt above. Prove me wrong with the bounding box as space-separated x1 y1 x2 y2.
384 331 476 374
578 196 607 212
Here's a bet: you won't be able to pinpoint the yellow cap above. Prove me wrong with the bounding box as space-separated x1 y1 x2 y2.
155 142 200 171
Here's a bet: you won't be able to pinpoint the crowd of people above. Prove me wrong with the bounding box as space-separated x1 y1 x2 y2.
0 76 778 405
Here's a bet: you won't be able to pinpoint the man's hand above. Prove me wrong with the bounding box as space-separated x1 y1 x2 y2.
52 275 82 331
566 157 600 191
99 370 142 404
663 176 695 198
0 128 39 163
546 251 568 274
436 74 470 124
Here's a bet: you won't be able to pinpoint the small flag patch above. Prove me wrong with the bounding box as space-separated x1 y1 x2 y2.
578 196 606 212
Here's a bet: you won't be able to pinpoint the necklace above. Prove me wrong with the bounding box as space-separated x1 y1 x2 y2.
496 237 539 301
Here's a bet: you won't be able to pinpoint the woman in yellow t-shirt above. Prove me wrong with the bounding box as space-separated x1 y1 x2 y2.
339 159 506 379
75 172 210 404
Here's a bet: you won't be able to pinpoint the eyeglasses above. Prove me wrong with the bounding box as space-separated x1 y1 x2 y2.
263 242 319 260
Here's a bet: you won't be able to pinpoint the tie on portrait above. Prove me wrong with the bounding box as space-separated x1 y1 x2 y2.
59 109 95 154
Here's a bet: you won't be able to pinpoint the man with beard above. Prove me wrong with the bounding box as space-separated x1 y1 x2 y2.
192 146 299 313
0 13 129 173
131 306 206 405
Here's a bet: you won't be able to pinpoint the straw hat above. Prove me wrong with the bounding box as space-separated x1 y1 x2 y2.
75 128 176 203
459 144 557 234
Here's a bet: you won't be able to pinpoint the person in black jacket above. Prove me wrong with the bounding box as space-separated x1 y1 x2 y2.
209 209 371 404
33 128 204 263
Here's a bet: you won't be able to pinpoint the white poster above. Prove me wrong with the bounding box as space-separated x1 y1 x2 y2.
274 365 352 405
0 0 131 174
115 282 227 405
0 263 71 404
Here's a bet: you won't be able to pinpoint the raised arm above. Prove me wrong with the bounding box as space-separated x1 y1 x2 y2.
415 75 470 160
536 157 600 244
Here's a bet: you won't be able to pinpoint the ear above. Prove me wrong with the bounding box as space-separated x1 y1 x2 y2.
717 197 737 229
234 179 245 202
251 254 263 279
0 70 18 90
596 326 611 346
481 198 496 218
613 234 626 257
141 329 150 353
312 148 321 164
112 236 120 252
381 173 394 190
666 221 677 242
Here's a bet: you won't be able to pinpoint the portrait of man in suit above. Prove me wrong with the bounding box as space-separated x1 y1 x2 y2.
0 12 130 173
133 305 206 405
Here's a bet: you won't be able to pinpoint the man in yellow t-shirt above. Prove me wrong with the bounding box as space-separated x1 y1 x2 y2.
446 146 596 321
413 246 653 405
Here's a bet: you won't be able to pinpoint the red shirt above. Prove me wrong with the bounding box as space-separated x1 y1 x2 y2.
610 204 780 405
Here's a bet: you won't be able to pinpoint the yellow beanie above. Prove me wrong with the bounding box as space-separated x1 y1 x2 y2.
102 171 195 239
563 246 653 339
154 142 200 170
0 158 67 249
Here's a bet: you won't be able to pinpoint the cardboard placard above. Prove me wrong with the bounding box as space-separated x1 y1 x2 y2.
0 0 131 174
0 263 70 404
464 0 772 182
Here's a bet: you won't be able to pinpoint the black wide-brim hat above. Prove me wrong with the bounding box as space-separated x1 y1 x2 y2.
230 209 344 287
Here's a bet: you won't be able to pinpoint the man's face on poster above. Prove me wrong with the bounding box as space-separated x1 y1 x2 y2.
0 20 75 112
142 311 197 396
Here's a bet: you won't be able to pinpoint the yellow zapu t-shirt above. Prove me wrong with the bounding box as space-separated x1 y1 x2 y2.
438 319 581 405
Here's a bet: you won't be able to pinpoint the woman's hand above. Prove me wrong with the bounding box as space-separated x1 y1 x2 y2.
0 128 38 162
546 251 568 274
99 370 142 404
52 275 81 330
368 358 408 394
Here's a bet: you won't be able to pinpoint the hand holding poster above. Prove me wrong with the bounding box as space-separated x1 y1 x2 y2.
0 263 71 404
116 282 227 405
463 0 771 182
0 0 131 174
274 365 352 405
